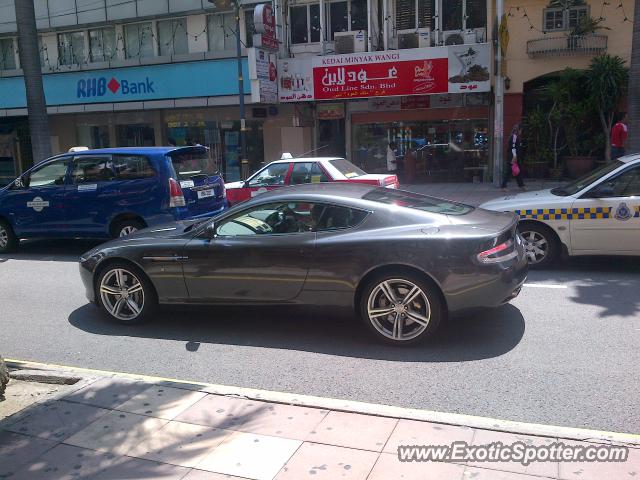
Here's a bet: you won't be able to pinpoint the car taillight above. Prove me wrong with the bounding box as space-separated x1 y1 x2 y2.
169 178 186 208
477 238 518 264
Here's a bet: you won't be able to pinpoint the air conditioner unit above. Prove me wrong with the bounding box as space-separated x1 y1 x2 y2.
397 28 431 49
474 27 487 43
442 30 464 46
463 30 477 44
334 30 367 54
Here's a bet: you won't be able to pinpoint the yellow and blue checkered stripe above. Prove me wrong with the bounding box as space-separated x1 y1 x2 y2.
515 207 612 220
515 206 640 220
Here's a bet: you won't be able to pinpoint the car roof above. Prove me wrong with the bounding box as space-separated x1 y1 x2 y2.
269 157 345 163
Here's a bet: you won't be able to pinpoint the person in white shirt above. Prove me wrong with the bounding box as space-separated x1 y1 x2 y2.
386 142 397 173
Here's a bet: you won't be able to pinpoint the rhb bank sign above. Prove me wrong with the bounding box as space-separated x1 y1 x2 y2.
77 76 155 98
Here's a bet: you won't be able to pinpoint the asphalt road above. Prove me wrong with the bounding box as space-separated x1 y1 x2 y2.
1 240 639 434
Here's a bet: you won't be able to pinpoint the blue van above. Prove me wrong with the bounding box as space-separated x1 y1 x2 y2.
0 146 226 253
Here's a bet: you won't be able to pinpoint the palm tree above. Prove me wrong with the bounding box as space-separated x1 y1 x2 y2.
627 0 640 153
15 0 52 164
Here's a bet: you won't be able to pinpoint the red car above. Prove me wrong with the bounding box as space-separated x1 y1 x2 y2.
225 157 400 206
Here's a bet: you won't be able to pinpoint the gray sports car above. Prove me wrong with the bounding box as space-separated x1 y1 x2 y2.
79 184 528 345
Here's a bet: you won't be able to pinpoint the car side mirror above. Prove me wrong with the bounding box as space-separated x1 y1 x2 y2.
13 176 26 189
204 222 216 240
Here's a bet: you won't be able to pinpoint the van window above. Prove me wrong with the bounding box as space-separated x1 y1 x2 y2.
27 159 69 187
170 151 217 180
112 155 155 180
72 156 115 183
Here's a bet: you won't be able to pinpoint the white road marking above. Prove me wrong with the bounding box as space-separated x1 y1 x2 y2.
522 284 569 289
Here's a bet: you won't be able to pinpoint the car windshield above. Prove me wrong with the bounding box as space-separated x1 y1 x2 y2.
362 189 473 215
169 151 217 180
329 159 366 179
551 161 623 196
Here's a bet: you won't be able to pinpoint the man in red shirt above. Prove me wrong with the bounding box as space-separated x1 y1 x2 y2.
611 113 628 161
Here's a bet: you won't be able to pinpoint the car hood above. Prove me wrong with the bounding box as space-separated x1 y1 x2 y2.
480 189 573 212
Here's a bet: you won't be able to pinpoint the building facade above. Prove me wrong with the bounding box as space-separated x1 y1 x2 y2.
0 0 634 185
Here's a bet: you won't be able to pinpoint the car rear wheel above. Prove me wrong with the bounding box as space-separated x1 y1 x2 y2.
113 219 145 238
359 273 442 345
518 223 558 268
0 220 18 254
96 263 156 323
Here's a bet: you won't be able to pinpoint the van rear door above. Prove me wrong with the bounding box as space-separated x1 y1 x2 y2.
168 147 226 218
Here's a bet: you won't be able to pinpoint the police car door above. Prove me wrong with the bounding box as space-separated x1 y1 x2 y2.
570 164 640 253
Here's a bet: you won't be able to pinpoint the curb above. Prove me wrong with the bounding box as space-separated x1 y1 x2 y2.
6 359 640 447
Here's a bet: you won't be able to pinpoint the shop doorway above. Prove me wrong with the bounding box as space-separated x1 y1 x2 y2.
116 124 155 147
318 119 345 158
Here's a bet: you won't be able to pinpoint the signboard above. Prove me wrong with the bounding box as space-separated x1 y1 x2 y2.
248 48 278 104
429 93 464 108
253 3 278 51
278 44 491 102
0 59 250 109
316 103 345 119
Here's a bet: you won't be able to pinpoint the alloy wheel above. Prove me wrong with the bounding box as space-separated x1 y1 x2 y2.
367 279 431 341
99 268 145 321
119 226 138 237
520 231 548 264
0 226 8 249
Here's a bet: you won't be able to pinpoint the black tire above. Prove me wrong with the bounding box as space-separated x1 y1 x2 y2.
518 222 559 268
0 356 9 397
112 218 145 239
0 219 18 254
95 262 157 324
358 272 443 345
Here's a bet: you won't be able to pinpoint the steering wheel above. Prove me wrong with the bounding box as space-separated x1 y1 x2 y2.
266 210 287 232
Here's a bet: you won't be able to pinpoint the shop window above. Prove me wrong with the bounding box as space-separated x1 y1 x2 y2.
0 38 16 70
395 0 435 31
290 4 321 44
77 125 110 149
116 124 155 147
351 0 368 30
207 13 236 51
89 27 116 62
329 2 349 40
124 22 154 59
157 18 188 56
442 0 463 30
57 31 85 65
465 0 487 29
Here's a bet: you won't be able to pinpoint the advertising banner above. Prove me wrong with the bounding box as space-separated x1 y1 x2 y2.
278 44 491 103
248 48 278 104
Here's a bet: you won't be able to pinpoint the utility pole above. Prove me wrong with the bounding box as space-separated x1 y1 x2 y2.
15 0 52 164
235 1 249 180
492 1 505 187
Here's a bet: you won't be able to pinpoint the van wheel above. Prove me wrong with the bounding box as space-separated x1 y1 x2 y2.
0 220 18 254
113 219 145 238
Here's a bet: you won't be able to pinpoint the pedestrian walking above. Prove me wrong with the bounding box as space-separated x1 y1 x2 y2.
611 113 628 161
501 124 525 191
386 141 397 173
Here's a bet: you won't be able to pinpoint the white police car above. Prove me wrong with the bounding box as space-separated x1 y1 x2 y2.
481 154 640 266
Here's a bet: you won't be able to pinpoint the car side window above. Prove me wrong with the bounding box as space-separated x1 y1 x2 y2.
592 166 640 197
310 162 330 183
290 162 313 185
216 202 316 236
112 155 156 180
26 159 69 188
72 156 115 184
313 204 369 231
248 163 290 187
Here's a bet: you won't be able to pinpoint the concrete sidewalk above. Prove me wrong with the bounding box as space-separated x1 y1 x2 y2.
404 181 563 206
0 363 638 480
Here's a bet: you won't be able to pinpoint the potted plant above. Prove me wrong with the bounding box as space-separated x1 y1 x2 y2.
523 108 551 178
568 16 610 50
563 100 599 177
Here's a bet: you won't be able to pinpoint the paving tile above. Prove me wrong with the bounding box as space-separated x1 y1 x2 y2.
463 466 548 479
558 439 640 480
183 471 251 479
127 421 232 468
91 456 191 480
306 411 397 452
275 442 378 480
197 431 301 480
3 400 109 441
175 395 264 430
469 430 558 478
64 410 168 456
63 377 151 409
115 385 207 420
234 402 328 440
369 452 466 480
0 431 58 478
383 420 474 454
9 443 118 480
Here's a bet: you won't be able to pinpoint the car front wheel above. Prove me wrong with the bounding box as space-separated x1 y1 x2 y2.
0 220 18 254
96 263 156 323
359 273 442 345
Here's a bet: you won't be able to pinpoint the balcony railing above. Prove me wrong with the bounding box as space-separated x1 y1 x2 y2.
527 34 608 58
